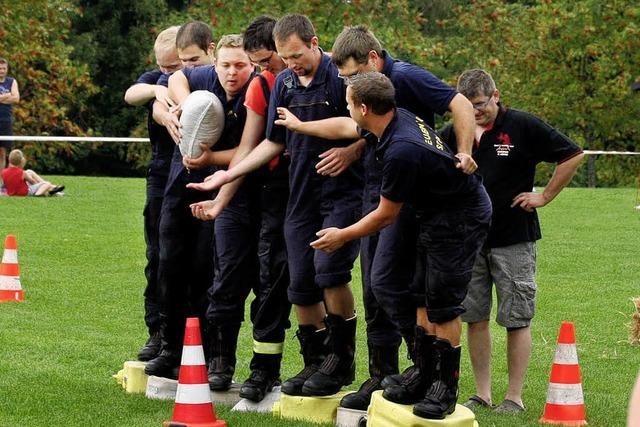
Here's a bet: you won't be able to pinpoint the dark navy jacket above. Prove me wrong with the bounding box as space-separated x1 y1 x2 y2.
164 65 254 193
379 108 487 218
265 53 363 214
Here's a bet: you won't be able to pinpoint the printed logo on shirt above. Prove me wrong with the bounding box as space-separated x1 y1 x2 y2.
283 75 294 90
494 132 512 157
416 116 445 152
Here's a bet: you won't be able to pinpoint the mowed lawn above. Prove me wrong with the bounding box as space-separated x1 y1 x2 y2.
0 176 639 427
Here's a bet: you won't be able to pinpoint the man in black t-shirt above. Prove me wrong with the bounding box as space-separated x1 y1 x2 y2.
311 72 491 420
440 69 584 413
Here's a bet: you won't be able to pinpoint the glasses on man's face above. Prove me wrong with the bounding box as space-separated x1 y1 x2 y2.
337 71 359 85
250 51 274 68
472 96 493 110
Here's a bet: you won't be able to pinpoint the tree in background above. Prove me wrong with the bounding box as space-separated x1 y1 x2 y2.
0 0 97 172
421 0 640 186
4 0 638 184
68 0 177 175
150 0 427 65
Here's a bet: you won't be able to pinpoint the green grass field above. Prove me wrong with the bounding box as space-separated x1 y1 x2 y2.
1 176 639 427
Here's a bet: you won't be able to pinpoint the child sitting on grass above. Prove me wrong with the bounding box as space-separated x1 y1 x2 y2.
1 149 64 196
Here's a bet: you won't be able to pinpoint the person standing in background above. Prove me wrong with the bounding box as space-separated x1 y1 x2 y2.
0 58 20 176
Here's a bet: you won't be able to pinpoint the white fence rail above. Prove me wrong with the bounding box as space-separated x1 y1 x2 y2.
0 136 639 156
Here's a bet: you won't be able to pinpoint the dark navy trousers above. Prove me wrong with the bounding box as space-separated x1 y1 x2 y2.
157 160 214 353
411 187 492 324
142 173 167 331
207 175 291 344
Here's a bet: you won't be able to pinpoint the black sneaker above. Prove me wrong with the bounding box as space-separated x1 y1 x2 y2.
49 185 65 195
239 369 280 402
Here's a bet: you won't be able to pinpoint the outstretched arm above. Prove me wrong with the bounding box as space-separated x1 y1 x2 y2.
274 107 359 140
274 107 364 176
310 196 403 253
125 83 176 109
511 152 584 212
189 109 267 220
187 138 284 192
448 93 477 174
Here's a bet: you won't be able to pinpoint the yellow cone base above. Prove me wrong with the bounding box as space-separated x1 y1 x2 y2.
367 391 478 427
336 406 367 427
113 361 148 394
272 391 350 424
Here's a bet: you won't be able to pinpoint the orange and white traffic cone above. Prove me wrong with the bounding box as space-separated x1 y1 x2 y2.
164 317 226 427
540 321 587 426
0 235 23 303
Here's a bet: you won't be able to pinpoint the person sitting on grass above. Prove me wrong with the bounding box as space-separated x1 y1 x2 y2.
1 149 64 196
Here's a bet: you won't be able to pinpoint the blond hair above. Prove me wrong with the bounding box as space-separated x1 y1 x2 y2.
216 34 244 51
8 149 25 167
154 26 180 57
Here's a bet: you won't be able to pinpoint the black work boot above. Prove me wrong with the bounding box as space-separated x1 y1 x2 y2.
144 325 181 379
382 326 435 404
137 329 161 361
207 323 241 391
240 352 282 402
144 349 180 379
413 338 461 419
281 325 327 396
302 314 357 396
381 328 416 389
340 343 400 410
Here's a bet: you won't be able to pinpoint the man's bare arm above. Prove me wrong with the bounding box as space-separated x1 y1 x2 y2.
448 93 477 174
310 196 403 253
274 107 359 140
511 152 584 212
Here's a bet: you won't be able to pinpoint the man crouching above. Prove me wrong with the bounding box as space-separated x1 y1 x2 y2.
310 72 491 419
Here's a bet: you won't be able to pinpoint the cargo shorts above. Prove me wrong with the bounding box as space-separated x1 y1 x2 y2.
461 241 537 328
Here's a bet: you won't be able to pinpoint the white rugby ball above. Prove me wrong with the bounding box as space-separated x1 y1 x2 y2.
179 90 225 159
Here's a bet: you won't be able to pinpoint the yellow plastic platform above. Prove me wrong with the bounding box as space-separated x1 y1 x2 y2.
272 391 350 424
367 391 479 427
113 361 149 394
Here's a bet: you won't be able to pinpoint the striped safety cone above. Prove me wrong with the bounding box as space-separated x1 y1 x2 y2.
540 321 587 426
164 317 226 427
0 235 23 302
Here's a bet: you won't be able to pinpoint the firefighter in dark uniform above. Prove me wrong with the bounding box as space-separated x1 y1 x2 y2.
274 25 477 409
144 25 242 379
189 14 364 397
124 26 183 362
189 16 293 402
310 72 491 420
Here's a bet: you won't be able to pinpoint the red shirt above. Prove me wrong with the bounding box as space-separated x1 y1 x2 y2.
2 166 28 196
244 70 281 170
244 70 276 116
